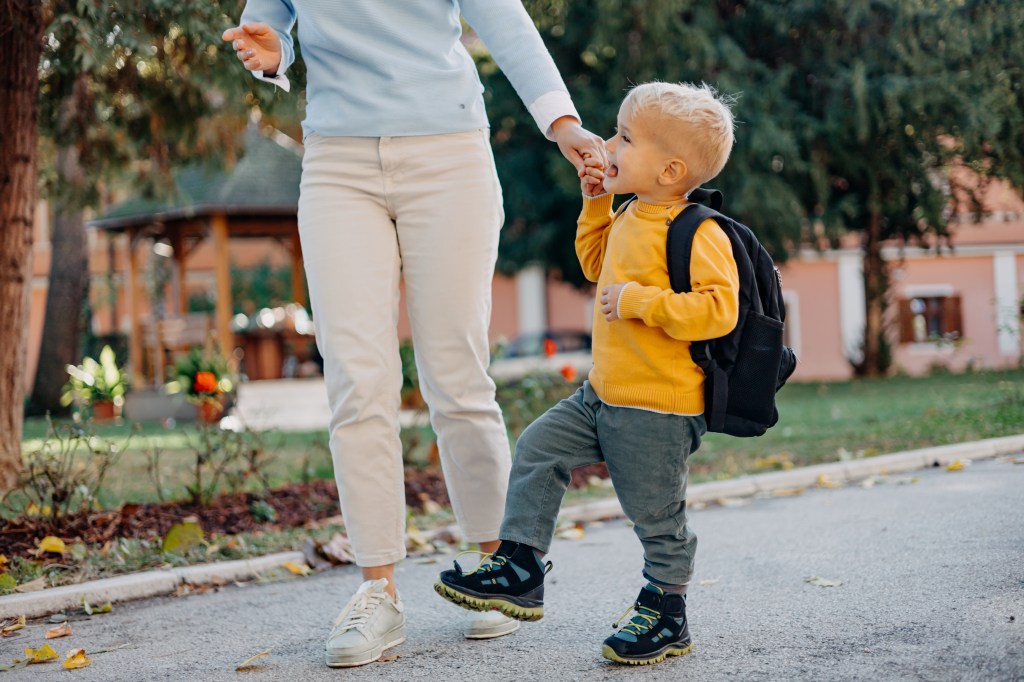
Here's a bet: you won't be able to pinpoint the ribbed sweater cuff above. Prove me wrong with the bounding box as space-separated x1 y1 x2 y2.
617 282 648 320
581 194 614 220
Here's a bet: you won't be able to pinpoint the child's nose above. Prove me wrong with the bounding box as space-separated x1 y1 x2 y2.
604 137 615 153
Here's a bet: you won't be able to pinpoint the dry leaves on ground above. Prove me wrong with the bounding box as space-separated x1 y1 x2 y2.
236 649 270 671
1 615 26 637
45 622 72 639
63 648 92 669
282 561 311 576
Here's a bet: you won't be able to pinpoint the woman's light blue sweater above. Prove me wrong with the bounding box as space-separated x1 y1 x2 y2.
240 0 578 139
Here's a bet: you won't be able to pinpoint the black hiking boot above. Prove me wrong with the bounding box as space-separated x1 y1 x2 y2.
434 540 550 621
602 583 694 665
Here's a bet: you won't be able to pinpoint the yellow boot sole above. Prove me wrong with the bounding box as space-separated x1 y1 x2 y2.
433 580 544 622
601 641 694 665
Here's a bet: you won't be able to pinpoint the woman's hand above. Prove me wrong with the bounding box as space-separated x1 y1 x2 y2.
222 23 282 75
551 117 607 175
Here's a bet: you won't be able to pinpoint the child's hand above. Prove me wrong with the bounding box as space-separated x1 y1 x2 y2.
600 283 629 321
580 156 607 197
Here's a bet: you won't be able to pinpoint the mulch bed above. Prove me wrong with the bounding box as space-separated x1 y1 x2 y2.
0 463 608 562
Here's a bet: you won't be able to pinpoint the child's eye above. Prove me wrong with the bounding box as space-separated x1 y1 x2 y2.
621 134 630 144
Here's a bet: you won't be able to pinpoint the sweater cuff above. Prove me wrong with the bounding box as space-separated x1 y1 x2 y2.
528 91 580 141
617 282 648 320
580 194 615 220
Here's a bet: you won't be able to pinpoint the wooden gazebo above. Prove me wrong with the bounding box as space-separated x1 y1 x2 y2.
90 126 305 387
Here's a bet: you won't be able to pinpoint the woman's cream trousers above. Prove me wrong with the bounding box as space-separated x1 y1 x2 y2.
298 130 511 567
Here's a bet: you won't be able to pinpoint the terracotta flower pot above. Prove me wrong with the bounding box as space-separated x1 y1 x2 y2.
196 398 224 424
92 400 118 423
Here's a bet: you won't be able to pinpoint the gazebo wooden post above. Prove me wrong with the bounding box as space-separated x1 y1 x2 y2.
211 213 233 359
291 230 305 308
171 226 187 315
125 227 145 388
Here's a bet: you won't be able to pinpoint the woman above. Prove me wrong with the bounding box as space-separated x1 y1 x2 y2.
223 0 604 667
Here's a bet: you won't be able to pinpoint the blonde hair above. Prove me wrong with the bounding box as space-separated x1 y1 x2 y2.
622 82 736 189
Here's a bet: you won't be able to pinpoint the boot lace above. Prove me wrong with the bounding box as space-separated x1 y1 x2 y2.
612 601 661 636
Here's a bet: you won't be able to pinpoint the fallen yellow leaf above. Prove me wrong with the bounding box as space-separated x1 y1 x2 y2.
37 536 67 555
554 525 585 540
946 459 966 472
81 596 113 615
772 487 805 497
816 474 843 489
1 614 26 636
0 554 7 570
63 648 92 670
25 643 58 663
282 561 311 576
14 576 47 593
162 521 204 554
379 655 400 662
236 649 270 671
45 623 72 639
700 578 720 587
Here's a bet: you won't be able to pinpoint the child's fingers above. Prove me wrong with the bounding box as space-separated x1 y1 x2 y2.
222 26 244 42
582 156 603 169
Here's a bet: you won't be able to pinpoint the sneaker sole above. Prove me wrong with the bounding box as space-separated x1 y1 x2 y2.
464 617 521 640
325 631 405 668
601 641 694 665
433 580 544 622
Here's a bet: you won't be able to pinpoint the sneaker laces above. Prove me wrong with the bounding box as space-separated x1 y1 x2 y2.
612 602 660 636
333 587 389 633
453 549 507 576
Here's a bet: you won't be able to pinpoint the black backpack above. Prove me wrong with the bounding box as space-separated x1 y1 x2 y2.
617 188 797 437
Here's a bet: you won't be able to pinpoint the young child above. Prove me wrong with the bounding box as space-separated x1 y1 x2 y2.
435 82 739 665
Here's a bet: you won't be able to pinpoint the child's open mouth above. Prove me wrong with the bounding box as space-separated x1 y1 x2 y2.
607 164 618 177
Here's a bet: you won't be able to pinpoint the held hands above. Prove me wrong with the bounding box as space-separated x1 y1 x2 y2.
221 23 282 75
600 282 629 322
551 117 607 175
580 155 606 197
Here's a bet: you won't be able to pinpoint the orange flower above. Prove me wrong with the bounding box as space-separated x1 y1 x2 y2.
193 371 219 394
543 338 557 358
560 364 577 382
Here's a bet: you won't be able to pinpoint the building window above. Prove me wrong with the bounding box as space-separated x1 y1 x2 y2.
898 295 962 344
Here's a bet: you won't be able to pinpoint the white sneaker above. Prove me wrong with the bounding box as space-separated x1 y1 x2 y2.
463 609 521 639
325 578 406 667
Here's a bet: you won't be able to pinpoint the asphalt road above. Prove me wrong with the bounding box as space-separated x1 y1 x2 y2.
3 457 1022 681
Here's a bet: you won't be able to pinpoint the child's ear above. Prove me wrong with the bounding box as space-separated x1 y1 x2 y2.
659 158 688 186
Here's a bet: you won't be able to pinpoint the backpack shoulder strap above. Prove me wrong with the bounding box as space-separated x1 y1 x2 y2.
688 187 723 211
613 195 638 221
667 203 720 294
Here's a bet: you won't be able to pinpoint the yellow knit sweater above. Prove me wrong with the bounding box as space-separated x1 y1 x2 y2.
576 195 740 414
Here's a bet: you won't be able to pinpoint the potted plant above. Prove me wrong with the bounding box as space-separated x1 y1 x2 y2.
166 347 235 423
61 345 128 422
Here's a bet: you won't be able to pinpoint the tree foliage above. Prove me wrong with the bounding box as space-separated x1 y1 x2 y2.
482 0 1023 375
29 0 306 414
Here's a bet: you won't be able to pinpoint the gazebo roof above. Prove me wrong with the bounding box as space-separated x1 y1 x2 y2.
91 126 303 231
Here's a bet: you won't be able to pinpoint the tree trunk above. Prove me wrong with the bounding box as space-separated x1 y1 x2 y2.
28 83 91 416
0 2 46 491
861 209 888 377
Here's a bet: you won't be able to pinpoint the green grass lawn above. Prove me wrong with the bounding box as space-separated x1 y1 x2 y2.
17 367 1024 508
691 367 1024 481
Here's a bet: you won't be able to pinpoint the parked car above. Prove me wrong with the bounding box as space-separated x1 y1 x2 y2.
490 330 593 380
500 330 592 359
